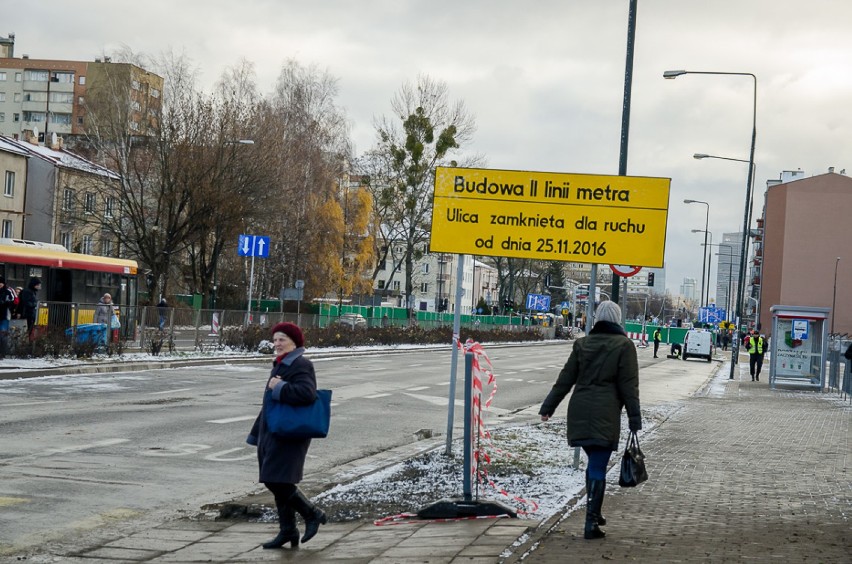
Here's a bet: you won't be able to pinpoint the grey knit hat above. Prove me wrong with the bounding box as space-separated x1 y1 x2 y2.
595 300 621 324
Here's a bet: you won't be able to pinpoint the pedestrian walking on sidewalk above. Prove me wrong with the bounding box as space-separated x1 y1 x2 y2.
247 322 327 549
653 327 661 358
747 329 767 381
538 300 642 540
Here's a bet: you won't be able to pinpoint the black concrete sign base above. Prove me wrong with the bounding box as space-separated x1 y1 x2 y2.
417 498 517 519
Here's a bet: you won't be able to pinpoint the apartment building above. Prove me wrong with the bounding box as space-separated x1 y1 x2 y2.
0 134 120 254
0 34 162 140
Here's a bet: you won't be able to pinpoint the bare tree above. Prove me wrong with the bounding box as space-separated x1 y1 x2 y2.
365 75 476 313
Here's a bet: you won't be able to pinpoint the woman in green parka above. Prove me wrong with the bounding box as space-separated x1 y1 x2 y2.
539 300 642 540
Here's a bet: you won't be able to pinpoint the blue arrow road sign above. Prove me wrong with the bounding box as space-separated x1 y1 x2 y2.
238 234 271 258
526 293 551 312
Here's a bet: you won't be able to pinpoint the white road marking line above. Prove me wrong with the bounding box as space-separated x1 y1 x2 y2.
406 386 430 391
409 363 424 367
364 393 391 399
3 400 66 407
207 415 256 424
43 438 129 455
150 387 193 395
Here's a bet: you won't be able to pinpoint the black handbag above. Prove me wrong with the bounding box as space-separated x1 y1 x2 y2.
264 389 332 439
618 431 648 487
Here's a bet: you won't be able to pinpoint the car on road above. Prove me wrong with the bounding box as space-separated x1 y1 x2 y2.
332 313 368 329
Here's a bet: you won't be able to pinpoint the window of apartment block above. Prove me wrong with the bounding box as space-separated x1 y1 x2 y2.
81 235 94 255
0 92 5 102
60 231 72 251
393 281 401 290
63 188 75 211
24 70 49 81
13 92 20 102
420 282 428 293
24 92 46 102
131 100 141 111
0 72 6 81
1 220 12 238
104 196 115 218
79 76 85 85
50 113 72 125
77 116 84 126
422 264 429 274
129 121 139 131
13 113 19 122
131 80 141 90
4 171 14 197
23 111 45 123
0 112 4 122
15 72 21 82
84 192 96 214
49 92 74 103
101 238 113 257
53 72 74 83
151 88 160 98
378 279 386 289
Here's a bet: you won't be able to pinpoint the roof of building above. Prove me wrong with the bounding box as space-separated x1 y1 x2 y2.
0 135 119 180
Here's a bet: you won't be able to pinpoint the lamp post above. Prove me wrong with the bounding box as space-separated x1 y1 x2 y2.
685 199 710 307
831 257 841 334
694 230 713 310
666 69 757 380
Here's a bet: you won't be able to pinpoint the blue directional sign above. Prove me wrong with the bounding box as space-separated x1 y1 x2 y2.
526 293 551 312
699 306 725 324
238 234 271 258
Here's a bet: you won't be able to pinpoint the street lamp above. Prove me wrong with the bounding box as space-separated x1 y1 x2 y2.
666 69 757 380
685 199 710 307
693 230 714 315
831 257 841 334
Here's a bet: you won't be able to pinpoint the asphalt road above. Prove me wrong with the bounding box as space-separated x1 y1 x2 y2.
0 340 674 556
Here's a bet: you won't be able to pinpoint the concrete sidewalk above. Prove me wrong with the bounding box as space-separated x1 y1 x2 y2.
39 357 851 563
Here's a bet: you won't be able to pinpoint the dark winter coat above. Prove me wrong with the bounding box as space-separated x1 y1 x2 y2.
247 347 317 484
18 279 39 321
539 321 641 451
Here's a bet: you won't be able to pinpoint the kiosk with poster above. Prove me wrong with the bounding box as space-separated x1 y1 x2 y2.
769 305 830 389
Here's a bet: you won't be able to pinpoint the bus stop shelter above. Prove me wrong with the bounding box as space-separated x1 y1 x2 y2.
768 305 830 390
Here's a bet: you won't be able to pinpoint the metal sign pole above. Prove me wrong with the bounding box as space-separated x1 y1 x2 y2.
445 254 466 455
246 253 256 326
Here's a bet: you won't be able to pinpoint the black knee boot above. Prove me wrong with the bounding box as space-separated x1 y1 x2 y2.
584 478 607 540
585 470 606 526
262 504 299 549
288 489 327 543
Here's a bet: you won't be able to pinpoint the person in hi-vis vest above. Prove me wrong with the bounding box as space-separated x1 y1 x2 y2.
746 330 767 381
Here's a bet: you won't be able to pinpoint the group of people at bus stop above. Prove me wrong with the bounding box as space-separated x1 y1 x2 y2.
0 276 41 357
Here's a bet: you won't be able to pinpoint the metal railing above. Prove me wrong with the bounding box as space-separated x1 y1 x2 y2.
827 335 852 401
35 302 557 353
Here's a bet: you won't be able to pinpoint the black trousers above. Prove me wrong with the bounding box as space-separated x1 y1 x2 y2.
653 341 660 356
749 354 764 377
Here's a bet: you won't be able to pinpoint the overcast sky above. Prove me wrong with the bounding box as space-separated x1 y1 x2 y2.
8 1 851 297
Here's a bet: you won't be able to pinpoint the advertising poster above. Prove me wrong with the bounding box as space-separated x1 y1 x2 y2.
774 318 815 378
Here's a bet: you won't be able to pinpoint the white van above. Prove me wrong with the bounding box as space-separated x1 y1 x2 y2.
683 329 713 362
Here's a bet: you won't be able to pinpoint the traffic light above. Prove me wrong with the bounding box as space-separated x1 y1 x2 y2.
647 272 655 287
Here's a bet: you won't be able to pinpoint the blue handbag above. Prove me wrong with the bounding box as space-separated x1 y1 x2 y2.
264 389 332 439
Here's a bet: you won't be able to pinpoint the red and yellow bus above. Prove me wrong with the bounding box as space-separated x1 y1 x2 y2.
0 238 138 327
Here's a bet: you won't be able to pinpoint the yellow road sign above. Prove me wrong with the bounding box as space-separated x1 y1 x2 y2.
430 167 670 266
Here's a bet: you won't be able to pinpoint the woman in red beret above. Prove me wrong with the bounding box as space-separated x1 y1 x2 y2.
247 322 327 549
